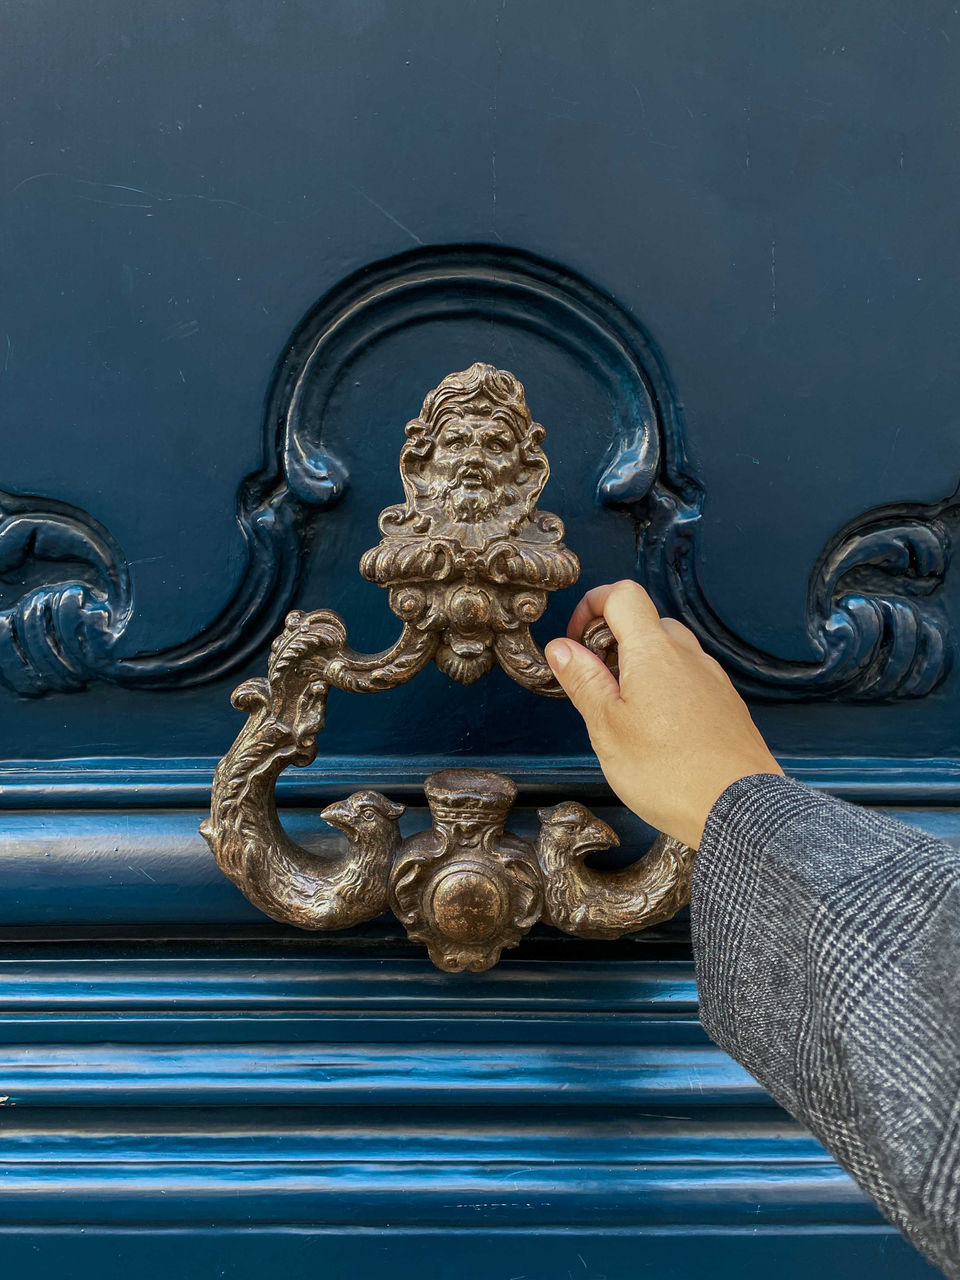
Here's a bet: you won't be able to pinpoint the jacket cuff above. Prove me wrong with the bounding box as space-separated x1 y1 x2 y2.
691 772 824 1060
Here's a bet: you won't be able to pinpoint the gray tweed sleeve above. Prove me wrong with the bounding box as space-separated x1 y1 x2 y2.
691 773 960 1278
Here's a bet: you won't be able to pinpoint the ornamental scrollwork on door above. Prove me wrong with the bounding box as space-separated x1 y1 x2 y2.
200 364 692 971
2 245 956 699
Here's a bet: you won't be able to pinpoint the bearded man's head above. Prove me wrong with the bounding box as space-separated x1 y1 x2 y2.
401 363 549 529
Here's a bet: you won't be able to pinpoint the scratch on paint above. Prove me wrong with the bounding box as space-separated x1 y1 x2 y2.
350 184 423 245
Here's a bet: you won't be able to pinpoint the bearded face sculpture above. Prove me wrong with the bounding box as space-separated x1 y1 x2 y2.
359 364 580 684
383 361 551 543
428 410 524 524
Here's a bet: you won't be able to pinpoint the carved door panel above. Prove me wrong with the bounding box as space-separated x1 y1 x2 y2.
1 3 956 1278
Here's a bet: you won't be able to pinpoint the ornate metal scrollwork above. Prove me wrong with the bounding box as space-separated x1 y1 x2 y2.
201 363 690 971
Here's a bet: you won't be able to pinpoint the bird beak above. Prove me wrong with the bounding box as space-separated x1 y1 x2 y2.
574 817 620 852
320 801 353 830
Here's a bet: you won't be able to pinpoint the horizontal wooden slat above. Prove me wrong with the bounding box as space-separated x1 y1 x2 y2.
0 952 698 1011
0 804 955 927
0 1161 867 1227
2 754 960 807
0 1227 928 1280
0 1041 764 1108
0 1108 875 1228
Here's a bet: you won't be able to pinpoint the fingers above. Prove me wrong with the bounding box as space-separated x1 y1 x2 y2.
566 580 662 645
566 584 613 641
704 653 733 683
545 637 620 730
660 617 703 654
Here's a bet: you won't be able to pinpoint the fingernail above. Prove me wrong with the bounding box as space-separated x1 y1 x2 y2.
545 639 571 671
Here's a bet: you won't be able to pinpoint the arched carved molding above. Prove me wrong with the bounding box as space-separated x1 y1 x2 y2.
0 246 680 696
1 243 955 698
640 486 958 700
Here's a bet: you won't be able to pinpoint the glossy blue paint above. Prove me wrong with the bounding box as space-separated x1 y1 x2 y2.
0 940 930 1248
3 2 958 1275
0 797 955 926
2 1 960 760
0 1230 940 1280
0 937 941 1277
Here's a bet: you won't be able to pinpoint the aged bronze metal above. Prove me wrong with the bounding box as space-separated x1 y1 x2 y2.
201 364 693 971
390 769 543 972
357 360 615 690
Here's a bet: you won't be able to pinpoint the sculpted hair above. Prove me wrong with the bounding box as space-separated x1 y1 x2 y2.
420 363 534 442
400 363 548 512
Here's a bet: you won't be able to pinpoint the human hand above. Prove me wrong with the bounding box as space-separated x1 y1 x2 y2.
544 580 783 849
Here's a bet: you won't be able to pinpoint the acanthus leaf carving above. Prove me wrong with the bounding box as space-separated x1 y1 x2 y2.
634 479 958 701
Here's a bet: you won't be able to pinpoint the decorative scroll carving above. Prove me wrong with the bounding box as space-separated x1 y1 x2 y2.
3 245 954 699
0 453 346 696
596 372 958 702
201 365 680 970
623 473 958 702
0 488 131 695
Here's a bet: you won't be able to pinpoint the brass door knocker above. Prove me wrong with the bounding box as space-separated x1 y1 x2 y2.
201 363 694 971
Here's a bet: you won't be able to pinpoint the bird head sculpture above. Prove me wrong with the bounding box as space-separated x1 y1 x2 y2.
535 801 620 865
535 799 693 940
320 791 406 843
308 790 407 928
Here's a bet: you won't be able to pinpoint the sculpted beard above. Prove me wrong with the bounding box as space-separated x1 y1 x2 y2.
428 463 522 523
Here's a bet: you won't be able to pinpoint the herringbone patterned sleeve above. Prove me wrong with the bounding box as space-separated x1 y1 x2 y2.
692 773 960 1278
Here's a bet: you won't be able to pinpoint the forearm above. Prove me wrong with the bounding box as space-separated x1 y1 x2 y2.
545 580 960 1272
692 774 960 1278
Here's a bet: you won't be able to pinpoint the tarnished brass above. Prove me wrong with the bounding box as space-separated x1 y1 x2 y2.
390 770 543 972
201 365 694 971
358 361 614 690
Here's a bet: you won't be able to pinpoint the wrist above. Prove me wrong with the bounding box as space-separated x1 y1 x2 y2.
687 761 784 848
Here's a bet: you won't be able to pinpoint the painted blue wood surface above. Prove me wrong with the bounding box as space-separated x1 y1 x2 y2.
1 0 959 760
2 2 958 1275
0 935 939 1268
0 1230 940 1280
0 936 941 1277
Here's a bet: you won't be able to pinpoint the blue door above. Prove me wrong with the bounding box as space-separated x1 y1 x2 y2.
1 3 954 1276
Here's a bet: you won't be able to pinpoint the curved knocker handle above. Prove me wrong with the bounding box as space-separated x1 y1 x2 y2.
201 364 693 972
491 614 619 697
582 617 619 675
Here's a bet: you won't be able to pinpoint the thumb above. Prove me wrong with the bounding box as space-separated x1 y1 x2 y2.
545 638 620 728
